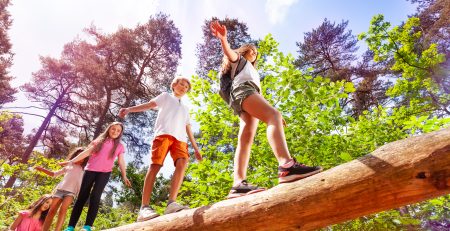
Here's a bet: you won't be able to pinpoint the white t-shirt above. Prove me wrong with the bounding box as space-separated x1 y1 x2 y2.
53 164 84 195
153 92 190 143
231 56 261 91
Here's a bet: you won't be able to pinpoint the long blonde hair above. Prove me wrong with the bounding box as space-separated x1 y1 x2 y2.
92 122 124 159
220 43 258 74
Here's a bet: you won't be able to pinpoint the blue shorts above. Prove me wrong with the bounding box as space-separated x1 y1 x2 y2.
53 189 76 199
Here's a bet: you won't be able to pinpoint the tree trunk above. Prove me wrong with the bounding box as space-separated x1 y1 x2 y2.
105 128 450 231
4 93 65 188
93 87 112 138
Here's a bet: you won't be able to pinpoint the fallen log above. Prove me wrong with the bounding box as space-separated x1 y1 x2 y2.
105 128 450 231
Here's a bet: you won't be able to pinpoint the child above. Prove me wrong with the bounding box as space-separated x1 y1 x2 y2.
119 76 202 222
9 194 53 231
210 20 323 199
34 147 87 231
62 122 131 231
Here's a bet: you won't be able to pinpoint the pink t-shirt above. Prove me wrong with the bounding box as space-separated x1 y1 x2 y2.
85 139 125 172
14 210 42 231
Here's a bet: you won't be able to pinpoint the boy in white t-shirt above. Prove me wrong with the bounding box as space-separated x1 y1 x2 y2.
119 76 202 222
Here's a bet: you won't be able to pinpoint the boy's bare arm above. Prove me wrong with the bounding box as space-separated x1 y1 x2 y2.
186 124 202 161
118 100 157 118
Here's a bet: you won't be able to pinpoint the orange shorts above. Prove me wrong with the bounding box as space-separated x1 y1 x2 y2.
151 135 189 166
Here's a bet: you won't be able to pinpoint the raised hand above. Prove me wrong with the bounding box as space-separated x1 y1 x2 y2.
210 20 227 40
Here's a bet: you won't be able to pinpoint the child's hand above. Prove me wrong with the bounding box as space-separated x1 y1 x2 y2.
210 20 227 41
122 176 132 187
118 108 129 118
194 149 203 162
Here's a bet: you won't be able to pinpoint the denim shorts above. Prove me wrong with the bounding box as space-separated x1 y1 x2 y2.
53 189 76 199
230 81 260 115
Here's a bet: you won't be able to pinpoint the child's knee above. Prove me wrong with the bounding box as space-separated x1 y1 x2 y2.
147 164 162 176
241 127 257 139
268 109 282 124
175 158 188 167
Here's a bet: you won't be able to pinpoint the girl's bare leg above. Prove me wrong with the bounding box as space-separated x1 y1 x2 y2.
54 196 74 231
233 111 258 185
42 197 62 231
241 94 291 164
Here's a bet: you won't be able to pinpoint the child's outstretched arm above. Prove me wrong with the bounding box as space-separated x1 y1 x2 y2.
59 145 95 166
186 124 202 161
117 154 131 187
34 166 57 177
210 20 239 62
118 100 157 118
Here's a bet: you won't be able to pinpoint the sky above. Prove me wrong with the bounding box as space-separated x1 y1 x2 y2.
5 0 417 176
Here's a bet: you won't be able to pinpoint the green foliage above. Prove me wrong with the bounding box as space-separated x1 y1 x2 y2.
0 155 59 229
330 196 450 230
0 154 137 230
0 110 13 133
85 205 136 230
359 15 448 116
111 163 170 211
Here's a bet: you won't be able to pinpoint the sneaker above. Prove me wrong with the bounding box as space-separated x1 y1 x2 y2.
81 226 92 231
164 202 189 214
137 206 159 222
226 180 266 199
64 227 75 231
278 158 323 183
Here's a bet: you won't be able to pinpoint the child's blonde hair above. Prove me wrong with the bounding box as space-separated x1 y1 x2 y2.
27 194 52 222
220 43 258 74
92 122 124 159
171 76 191 92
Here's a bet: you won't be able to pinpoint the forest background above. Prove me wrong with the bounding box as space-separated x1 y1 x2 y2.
0 0 449 230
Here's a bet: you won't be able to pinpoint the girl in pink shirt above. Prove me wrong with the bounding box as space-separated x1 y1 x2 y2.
35 147 88 231
9 194 53 231
60 122 131 231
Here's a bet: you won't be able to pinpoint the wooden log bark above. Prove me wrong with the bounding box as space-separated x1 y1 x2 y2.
105 128 450 231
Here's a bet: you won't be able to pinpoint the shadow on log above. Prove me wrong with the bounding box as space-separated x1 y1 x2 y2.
105 128 450 231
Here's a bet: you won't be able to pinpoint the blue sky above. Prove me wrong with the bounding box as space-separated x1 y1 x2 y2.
5 0 417 175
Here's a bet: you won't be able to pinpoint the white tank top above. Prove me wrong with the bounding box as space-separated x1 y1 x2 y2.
232 59 261 91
